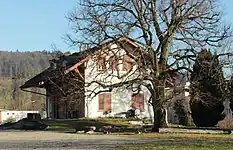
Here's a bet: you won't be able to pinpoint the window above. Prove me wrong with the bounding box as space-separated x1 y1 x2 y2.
109 56 119 71
131 93 144 111
123 55 133 72
98 93 112 112
96 56 106 71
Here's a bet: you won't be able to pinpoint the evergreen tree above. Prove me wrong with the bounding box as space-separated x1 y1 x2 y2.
190 49 225 127
227 76 233 111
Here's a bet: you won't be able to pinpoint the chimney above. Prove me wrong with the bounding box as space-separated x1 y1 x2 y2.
49 59 57 69
80 43 88 51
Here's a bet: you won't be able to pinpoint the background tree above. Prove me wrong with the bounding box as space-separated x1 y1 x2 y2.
173 97 189 126
190 49 226 127
228 75 233 111
0 50 63 111
66 0 232 131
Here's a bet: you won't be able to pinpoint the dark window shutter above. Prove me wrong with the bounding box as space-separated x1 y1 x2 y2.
131 93 144 111
104 93 111 111
109 56 119 71
98 94 104 111
123 55 132 72
98 93 112 111
96 56 106 71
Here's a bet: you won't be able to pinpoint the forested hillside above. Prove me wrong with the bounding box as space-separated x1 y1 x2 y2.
0 50 66 112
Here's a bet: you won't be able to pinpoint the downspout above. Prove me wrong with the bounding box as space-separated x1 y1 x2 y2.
86 101 89 117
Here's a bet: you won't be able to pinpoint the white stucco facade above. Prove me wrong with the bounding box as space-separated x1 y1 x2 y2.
84 43 154 119
85 86 153 119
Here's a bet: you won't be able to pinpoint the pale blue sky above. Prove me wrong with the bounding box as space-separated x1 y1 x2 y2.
221 0 233 24
0 0 77 52
0 1 232 52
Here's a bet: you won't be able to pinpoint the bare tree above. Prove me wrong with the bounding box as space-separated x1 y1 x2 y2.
64 0 232 131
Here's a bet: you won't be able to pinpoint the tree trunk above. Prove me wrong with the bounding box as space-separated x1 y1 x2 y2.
151 82 168 132
152 104 167 132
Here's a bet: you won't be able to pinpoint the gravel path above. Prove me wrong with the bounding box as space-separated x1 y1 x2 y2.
0 131 152 149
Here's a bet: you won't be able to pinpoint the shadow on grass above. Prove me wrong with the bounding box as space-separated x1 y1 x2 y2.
116 141 233 150
43 118 138 132
114 133 233 150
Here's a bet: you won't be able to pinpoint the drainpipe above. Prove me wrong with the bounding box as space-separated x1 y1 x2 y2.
85 101 89 117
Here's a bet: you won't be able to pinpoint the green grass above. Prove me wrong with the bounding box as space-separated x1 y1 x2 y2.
114 142 233 150
44 118 138 131
110 133 233 150
44 119 233 149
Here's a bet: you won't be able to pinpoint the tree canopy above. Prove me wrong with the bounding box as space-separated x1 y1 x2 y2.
66 0 233 131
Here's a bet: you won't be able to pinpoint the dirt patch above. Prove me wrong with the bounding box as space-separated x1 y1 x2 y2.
0 131 151 149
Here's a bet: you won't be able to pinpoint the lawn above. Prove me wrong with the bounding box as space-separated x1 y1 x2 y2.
44 118 233 149
43 117 141 131
111 133 233 150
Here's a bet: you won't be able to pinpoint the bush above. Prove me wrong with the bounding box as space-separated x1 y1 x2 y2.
4 117 16 123
174 99 189 126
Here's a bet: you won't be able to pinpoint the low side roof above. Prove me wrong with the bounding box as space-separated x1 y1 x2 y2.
20 68 58 89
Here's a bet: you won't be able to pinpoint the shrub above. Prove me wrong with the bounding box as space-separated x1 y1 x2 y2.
4 117 16 123
174 98 189 126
